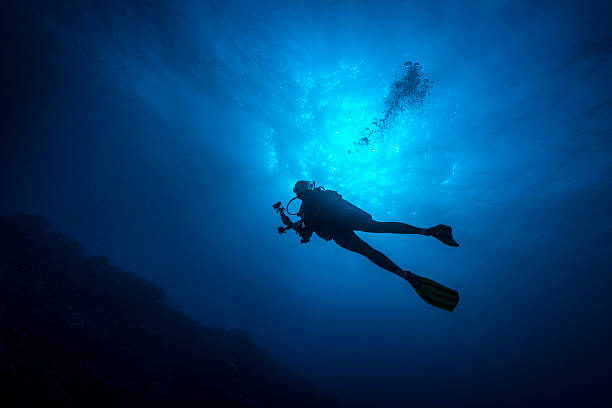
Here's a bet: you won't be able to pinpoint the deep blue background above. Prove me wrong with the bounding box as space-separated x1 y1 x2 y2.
2 1 611 406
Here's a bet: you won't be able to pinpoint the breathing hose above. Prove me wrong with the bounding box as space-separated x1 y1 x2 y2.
286 196 299 215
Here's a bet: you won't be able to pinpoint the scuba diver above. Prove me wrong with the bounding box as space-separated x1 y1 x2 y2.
274 181 460 311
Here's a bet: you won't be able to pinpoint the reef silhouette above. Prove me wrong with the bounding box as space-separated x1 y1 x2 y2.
0 215 324 407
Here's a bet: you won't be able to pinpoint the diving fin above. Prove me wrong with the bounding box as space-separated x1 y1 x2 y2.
428 224 459 247
405 271 459 311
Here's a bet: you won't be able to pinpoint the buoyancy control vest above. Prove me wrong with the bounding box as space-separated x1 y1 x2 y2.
298 188 372 240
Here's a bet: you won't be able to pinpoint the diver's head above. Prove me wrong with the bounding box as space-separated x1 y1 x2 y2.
293 180 315 198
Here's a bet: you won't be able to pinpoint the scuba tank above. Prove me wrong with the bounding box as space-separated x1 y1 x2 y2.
306 189 372 226
298 188 372 241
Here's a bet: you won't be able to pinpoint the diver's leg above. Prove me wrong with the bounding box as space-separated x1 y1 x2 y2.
354 220 460 246
332 230 405 277
332 232 459 310
354 219 427 235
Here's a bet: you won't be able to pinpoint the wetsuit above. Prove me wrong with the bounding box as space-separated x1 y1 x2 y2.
298 188 423 273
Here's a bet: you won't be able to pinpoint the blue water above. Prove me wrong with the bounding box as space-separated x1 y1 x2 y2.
2 1 611 406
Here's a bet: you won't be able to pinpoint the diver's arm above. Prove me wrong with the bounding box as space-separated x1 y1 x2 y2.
284 216 306 234
296 221 313 243
286 218 312 243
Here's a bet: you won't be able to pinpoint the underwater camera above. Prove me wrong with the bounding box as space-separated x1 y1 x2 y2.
272 201 292 234
272 201 312 243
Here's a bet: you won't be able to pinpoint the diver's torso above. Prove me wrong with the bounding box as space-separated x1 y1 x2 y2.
299 188 372 240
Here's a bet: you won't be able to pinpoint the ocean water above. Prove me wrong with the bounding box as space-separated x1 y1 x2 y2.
2 1 611 406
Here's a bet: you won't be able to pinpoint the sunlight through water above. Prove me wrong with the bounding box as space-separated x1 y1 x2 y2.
263 61 446 214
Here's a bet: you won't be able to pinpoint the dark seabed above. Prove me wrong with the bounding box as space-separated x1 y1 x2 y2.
2 1 611 407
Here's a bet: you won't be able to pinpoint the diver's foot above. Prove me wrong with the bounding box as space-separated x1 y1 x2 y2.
427 224 459 247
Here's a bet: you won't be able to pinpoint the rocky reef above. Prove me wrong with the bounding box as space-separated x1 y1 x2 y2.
0 215 323 407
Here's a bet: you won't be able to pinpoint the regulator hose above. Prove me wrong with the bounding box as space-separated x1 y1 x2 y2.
286 196 299 215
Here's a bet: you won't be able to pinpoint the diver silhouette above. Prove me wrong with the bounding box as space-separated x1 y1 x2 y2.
275 180 460 311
